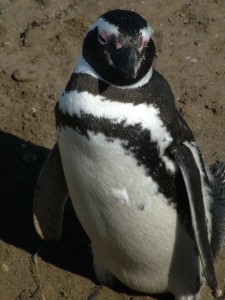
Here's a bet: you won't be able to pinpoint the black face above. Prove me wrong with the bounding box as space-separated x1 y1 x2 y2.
82 10 156 86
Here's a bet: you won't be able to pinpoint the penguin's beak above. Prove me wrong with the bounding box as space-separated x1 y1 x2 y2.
111 43 139 78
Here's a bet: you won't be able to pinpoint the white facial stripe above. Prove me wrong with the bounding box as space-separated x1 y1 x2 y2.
140 25 153 39
89 17 153 39
88 17 119 35
183 141 213 239
74 56 153 89
59 90 173 159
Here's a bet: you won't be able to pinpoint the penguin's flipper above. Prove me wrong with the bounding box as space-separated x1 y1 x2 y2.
33 143 68 241
169 142 219 295
209 161 225 260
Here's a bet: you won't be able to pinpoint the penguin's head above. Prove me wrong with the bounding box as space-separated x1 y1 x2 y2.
82 10 155 86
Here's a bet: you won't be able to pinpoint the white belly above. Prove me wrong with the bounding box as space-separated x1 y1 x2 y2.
58 127 200 295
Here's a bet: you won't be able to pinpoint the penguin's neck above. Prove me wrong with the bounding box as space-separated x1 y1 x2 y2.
74 55 153 90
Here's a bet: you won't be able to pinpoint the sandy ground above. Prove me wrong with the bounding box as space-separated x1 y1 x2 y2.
0 0 225 299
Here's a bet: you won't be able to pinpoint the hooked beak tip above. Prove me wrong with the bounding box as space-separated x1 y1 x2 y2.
111 44 139 78
129 67 138 78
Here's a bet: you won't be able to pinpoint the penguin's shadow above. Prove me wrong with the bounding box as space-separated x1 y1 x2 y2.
0 130 173 300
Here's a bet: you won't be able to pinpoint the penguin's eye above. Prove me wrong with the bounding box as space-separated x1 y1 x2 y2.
98 33 108 45
98 32 116 45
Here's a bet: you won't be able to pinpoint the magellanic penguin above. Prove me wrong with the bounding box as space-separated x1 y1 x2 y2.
33 9 225 300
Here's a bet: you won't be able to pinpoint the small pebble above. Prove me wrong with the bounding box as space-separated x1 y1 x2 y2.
30 107 37 116
1 263 9 272
12 68 37 82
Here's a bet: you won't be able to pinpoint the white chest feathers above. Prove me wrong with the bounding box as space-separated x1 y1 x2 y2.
58 126 200 295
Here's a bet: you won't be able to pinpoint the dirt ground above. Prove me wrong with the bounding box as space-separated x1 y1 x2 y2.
0 0 225 299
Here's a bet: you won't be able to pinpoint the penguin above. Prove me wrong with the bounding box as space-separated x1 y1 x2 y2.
33 9 225 300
